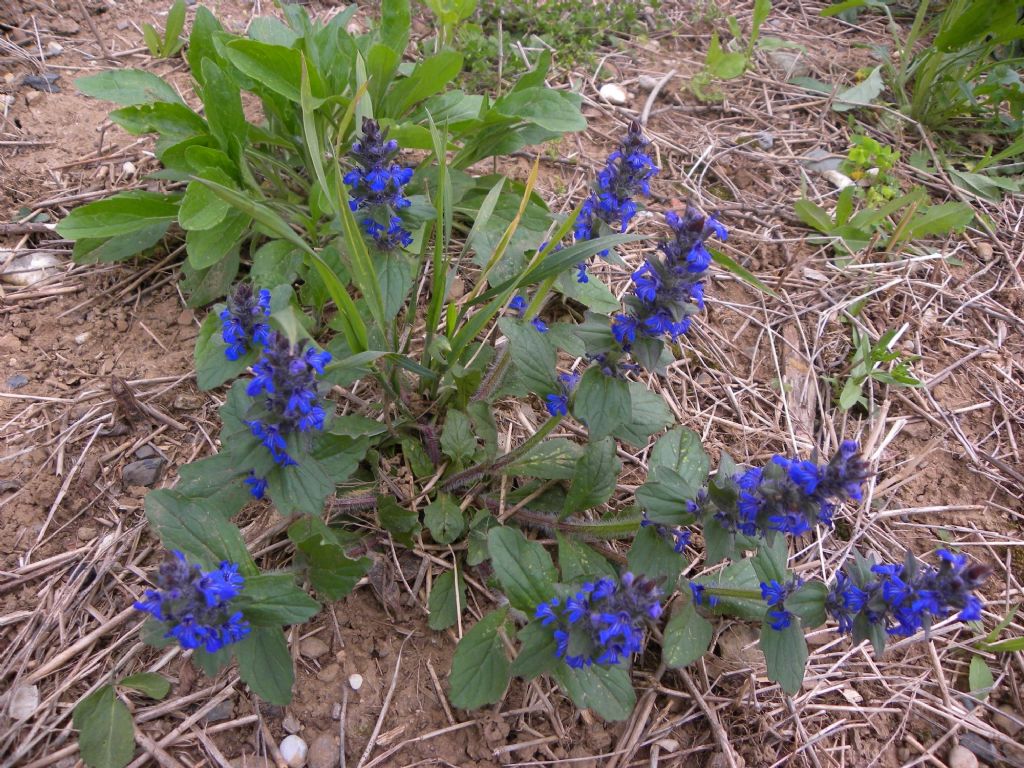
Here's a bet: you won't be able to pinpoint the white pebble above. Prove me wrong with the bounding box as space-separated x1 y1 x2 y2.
122 161 137 177
822 169 855 190
46 41 64 57
7 685 39 719
948 745 978 768
348 673 363 691
279 735 308 768
74 332 90 345
598 83 628 106
0 251 63 287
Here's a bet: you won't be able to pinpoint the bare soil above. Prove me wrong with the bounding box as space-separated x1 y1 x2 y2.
2 1 1022 767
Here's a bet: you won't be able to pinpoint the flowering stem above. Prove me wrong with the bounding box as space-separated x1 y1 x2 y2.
442 415 563 491
704 587 763 600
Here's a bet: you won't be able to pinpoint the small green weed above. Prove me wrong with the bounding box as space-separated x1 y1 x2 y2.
142 0 186 59
830 320 920 411
841 134 901 205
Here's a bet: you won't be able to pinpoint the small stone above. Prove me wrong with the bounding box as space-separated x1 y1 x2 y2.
0 335 21 354
975 242 993 261
948 745 978 768
331 703 341 720
115 20 130 30
134 444 158 460
122 457 165 487
299 636 329 659
122 161 137 177
316 663 340 683
1 251 63 286
637 74 660 92
6 684 39 719
279 735 308 768
74 332 90 345
766 50 810 78
177 308 195 326
598 83 628 106
282 714 302 734
45 41 64 57
993 706 1023 737
307 734 340 768
202 700 234 723
348 673 363 691
822 169 855 190
77 526 97 541
654 738 679 752
172 394 203 410
6 374 29 390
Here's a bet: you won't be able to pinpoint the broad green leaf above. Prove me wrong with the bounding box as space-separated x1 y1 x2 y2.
449 608 511 709
428 569 466 631
311 433 369 482
613 382 675 447
71 222 170 264
563 437 620 516
511 619 559 680
377 495 421 547
498 317 557 396
194 311 254 390
833 66 884 112
118 673 170 700
235 626 294 705
627 525 684 585
178 175 231 231
695 558 766 620
145 489 256 576
424 494 466 545
235 574 320 626
175 452 250 517
711 247 776 297
487 526 557 612
636 466 699 525
73 686 134 768
787 580 828 628
906 202 974 239
557 533 616 583
201 58 246 161
663 601 713 668
57 192 179 239
378 0 412 58
793 199 834 234
649 427 710 490
265 452 334 516
573 367 631 441
382 50 463 115
77 69 183 105
185 209 249 270
288 517 371 600
968 654 994 698
440 410 477 464
501 438 581 480
551 663 636 721
109 102 206 140
224 39 304 102
492 87 587 133
761 621 807 694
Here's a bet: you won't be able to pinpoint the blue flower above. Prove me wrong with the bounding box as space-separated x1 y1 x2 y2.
134 551 251 653
244 472 268 500
611 314 639 349
531 317 548 333
575 262 589 283
246 332 331 466
689 582 719 608
508 295 527 316
827 550 990 640
760 578 802 631
545 393 568 417
220 283 271 361
534 573 661 669
640 511 691 554
345 118 414 236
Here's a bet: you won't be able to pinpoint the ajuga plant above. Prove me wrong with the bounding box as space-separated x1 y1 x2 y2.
60 2 992 762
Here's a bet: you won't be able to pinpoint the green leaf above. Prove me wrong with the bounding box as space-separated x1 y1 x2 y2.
501 438 581 480
178 178 231 231
424 494 466 545
328 414 388 439
968 654 994 699
118 673 170 700
77 69 183 105
185 209 249 269
573 367 631 441
487 526 557 612
563 437 619 516
906 202 974 238
511 620 559 680
73 686 135 768
695 559 766 620
663 601 713 668
833 66 884 112
71 222 170 264
980 637 1024 652
613 382 675 447
428 569 466 631
377 495 421 546
194 311 254 390
193 645 232 677
636 466 699 526
492 87 587 133
557 533 616 583
498 317 556 395
264 453 334 517
787 580 828 628
145 489 256 576
627 525 684 585
711 247 776 297
440 410 477 464
449 608 511 709
760 621 807 695
649 427 710 490
235 574 320 626
551 663 636 721
288 517 371 600
794 198 834 234
201 58 246 161
57 191 179 239
224 39 304 102
311 433 369 482
383 50 463 115
235 626 295 705
378 0 412 58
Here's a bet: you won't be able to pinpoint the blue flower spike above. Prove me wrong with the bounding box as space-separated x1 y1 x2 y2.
543 372 579 417
344 117 413 250
245 331 331 468
760 578 803 631
219 283 271 361
533 573 662 669
134 551 251 653
827 550 990 641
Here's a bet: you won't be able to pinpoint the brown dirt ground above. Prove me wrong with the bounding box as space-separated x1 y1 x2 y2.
2 1 1023 767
